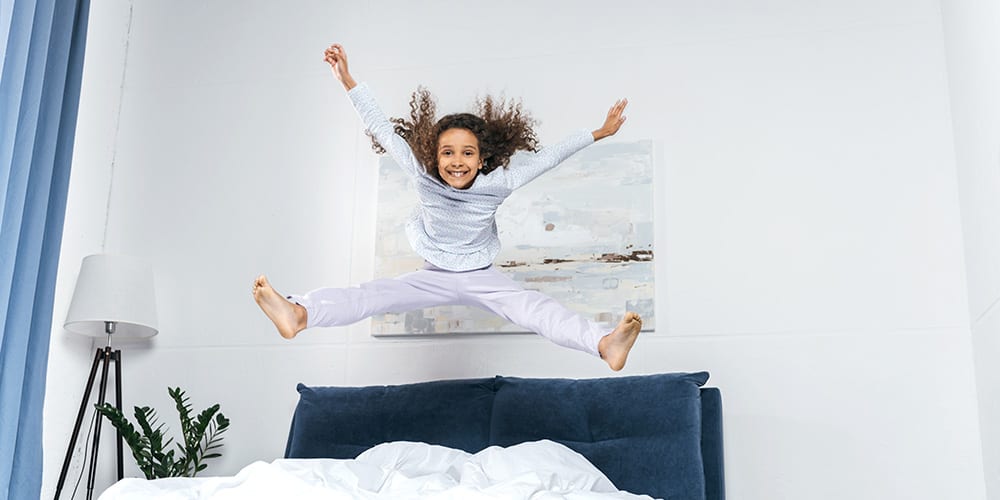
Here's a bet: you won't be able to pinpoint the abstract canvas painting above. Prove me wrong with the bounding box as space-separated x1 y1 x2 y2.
371 140 655 336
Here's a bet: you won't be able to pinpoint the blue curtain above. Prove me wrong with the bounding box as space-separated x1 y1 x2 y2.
0 0 91 497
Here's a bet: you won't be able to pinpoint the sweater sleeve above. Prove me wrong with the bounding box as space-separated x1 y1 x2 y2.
502 130 595 190
347 83 424 178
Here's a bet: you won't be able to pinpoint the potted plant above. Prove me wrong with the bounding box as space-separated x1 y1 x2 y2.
95 387 230 479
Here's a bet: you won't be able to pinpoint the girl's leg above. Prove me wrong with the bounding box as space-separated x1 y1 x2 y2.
458 267 642 370
457 267 608 357
287 268 462 328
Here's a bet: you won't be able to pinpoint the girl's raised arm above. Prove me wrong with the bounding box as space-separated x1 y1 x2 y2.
505 98 629 190
323 43 423 178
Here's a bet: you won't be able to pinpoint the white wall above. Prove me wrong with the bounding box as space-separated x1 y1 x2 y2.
43 1 987 499
940 1 1000 498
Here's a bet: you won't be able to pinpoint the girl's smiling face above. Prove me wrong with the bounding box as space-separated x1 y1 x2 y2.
436 128 482 189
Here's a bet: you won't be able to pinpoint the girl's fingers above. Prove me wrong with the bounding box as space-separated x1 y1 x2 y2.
322 43 348 72
607 98 628 120
324 44 344 57
602 98 628 134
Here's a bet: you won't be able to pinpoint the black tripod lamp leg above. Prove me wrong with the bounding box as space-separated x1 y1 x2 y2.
85 347 113 500
113 349 124 480
53 348 103 500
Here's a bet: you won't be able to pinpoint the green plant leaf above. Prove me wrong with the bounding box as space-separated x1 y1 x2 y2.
169 387 194 442
98 387 227 479
95 403 158 479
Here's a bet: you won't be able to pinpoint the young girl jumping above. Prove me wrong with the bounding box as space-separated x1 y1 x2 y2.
253 43 642 371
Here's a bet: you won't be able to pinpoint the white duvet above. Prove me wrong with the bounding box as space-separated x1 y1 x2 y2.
98 440 657 500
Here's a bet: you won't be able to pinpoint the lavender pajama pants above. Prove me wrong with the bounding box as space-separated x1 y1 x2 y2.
288 264 607 357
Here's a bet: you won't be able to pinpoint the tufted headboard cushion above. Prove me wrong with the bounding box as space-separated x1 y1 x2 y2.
285 377 496 458
490 372 711 500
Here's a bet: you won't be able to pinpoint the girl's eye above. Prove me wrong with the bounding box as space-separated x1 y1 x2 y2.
442 151 452 156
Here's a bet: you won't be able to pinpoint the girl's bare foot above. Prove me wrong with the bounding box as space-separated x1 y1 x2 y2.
598 312 642 371
252 275 307 339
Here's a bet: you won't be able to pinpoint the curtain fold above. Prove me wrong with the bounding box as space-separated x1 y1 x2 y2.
0 0 91 498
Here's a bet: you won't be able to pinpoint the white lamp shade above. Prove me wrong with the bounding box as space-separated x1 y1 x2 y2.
64 254 158 338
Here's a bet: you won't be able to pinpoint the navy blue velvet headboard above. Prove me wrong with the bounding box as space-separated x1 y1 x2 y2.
286 373 724 500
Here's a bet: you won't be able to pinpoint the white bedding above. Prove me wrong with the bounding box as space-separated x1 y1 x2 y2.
98 440 657 500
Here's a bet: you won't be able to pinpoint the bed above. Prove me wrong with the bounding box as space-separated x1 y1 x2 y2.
99 372 724 499
285 371 724 500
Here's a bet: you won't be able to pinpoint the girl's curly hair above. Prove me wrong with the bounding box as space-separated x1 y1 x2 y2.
369 87 540 181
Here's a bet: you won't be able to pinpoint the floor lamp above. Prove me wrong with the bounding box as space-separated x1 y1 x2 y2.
54 254 158 500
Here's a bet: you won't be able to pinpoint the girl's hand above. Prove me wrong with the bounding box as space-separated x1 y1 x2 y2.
592 98 628 141
323 43 357 91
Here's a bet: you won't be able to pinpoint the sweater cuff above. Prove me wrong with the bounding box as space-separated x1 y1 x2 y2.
347 82 370 106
